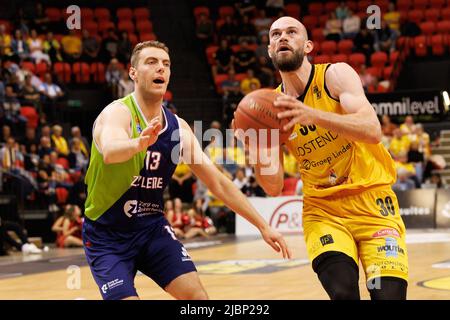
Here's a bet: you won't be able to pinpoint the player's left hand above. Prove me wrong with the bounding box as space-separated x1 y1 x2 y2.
260 225 292 259
274 95 319 132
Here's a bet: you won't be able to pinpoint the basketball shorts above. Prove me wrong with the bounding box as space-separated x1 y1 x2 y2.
303 186 408 282
83 216 197 300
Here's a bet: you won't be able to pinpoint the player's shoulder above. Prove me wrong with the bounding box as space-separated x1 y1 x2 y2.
97 100 131 123
325 62 356 80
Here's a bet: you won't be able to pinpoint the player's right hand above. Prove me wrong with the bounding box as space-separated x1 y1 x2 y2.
260 225 292 259
136 116 162 152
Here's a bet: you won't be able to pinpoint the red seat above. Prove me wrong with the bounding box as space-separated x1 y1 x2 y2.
320 41 337 55
396 0 410 11
72 62 90 83
94 8 110 21
408 10 424 24
193 6 210 20
302 15 319 30
90 62 105 83
366 66 382 78
420 22 436 35
311 28 325 42
134 7 150 20
442 8 450 20
413 0 429 10
314 54 331 64
98 20 115 34
136 20 153 34
370 51 388 68
118 20 135 33
234 73 247 82
84 21 98 35
128 33 138 46
56 187 69 205
414 35 428 56
214 74 229 94
117 8 133 21
218 6 234 19
436 20 450 33
383 66 394 79
20 106 39 129
424 8 440 21
375 0 390 12
345 1 358 11
163 90 173 102
45 7 62 22
338 39 354 55
53 62 71 83
348 53 366 72
430 0 445 8
325 2 339 12
139 32 157 42
318 14 329 27
284 3 301 19
21 61 35 73
308 2 324 16
331 54 348 63
206 45 219 65
431 34 445 56
56 157 70 170
357 0 372 12
282 177 299 196
35 62 49 78
81 7 94 21
389 51 400 64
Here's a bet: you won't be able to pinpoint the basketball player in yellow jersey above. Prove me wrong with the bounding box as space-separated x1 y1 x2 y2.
253 17 407 299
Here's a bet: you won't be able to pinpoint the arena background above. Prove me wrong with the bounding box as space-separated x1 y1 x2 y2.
0 0 449 300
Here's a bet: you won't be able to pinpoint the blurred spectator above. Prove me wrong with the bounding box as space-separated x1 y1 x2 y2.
423 155 446 184
240 69 261 95
400 20 421 38
20 74 40 107
255 56 275 88
81 30 100 63
244 175 266 197
1 137 23 169
106 58 122 99
400 115 416 136
3 85 28 128
101 29 119 63
218 15 238 45
184 205 210 239
354 27 375 61
407 140 425 182
282 145 299 178
389 128 410 160
54 204 83 248
221 68 241 97
0 25 12 57
342 11 361 39
359 64 376 92
166 198 186 238
51 124 69 157
205 135 223 164
233 167 249 192
68 138 89 172
117 70 134 98
335 2 349 20
254 9 272 37
43 32 63 63
30 2 50 33
11 29 30 60
38 136 53 157
212 39 235 77
426 173 443 189
235 0 257 18
24 143 39 172
383 3 400 34
1 125 12 144
196 13 214 46
265 0 284 17
169 161 194 203
70 126 90 158
374 20 397 53
39 73 63 120
392 167 416 191
411 123 431 158
117 32 132 65
61 30 82 62
238 15 257 44
234 40 256 73
0 217 42 255
255 34 270 61
381 114 398 138
28 29 51 64
324 12 342 41
20 127 39 153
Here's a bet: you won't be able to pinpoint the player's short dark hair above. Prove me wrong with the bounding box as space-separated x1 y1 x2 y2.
130 40 169 67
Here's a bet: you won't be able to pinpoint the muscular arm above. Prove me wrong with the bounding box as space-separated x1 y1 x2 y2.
253 147 285 197
275 62 382 144
94 102 161 164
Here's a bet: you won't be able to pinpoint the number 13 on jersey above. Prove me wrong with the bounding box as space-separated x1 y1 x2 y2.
145 151 161 171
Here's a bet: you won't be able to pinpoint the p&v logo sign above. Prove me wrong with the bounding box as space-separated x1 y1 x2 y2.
269 199 303 233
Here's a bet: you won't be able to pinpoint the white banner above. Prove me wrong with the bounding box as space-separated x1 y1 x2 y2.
236 196 303 236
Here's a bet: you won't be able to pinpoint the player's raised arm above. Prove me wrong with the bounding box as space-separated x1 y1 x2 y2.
274 62 382 144
178 118 291 259
94 102 162 164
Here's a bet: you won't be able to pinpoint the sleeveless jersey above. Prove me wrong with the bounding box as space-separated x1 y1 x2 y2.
84 93 181 231
276 63 396 198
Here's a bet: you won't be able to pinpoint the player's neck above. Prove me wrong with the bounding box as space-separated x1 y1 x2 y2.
133 90 164 123
280 59 312 98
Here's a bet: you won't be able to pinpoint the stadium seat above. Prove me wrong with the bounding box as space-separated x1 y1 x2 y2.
80 7 94 21
118 20 135 33
117 8 133 21
206 45 219 65
56 187 69 205
408 10 424 24
320 41 337 55
318 14 329 28
370 51 388 68
436 20 450 34
357 0 371 12
218 6 235 19
21 61 35 74
134 7 150 20
366 66 382 78
430 0 445 8
314 54 331 64
375 0 390 12
338 39 354 55
83 21 98 35
348 53 366 71
193 6 210 20
235 73 247 82
98 20 115 34
443 8 450 20
136 20 153 34
45 7 62 22
35 62 49 78
309 41 320 57
164 90 173 102
389 51 400 64
214 74 229 93
413 0 429 10
90 62 105 83
284 3 301 19
72 62 90 83
420 22 436 36
20 107 39 129
345 1 358 11
424 8 440 21
325 2 339 12
302 16 319 30
53 62 71 83
94 8 110 21
139 32 157 42
396 0 410 11
128 33 138 46
331 54 348 63
311 28 325 42
431 34 446 56
383 66 394 79
414 35 428 56
308 2 324 16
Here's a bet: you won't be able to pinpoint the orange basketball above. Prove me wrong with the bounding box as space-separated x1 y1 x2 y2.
233 88 291 145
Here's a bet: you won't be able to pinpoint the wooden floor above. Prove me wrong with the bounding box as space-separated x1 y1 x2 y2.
1 230 450 300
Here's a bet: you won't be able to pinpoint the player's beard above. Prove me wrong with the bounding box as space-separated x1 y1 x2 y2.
271 49 304 72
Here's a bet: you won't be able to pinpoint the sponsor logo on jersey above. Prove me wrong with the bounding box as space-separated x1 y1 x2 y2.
123 200 163 218
181 247 192 262
320 234 334 246
377 237 405 258
101 278 124 294
372 228 400 238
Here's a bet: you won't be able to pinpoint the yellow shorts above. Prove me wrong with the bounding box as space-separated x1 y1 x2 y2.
303 186 408 282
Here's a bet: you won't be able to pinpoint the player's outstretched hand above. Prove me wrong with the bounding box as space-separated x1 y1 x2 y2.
137 116 162 151
260 226 292 259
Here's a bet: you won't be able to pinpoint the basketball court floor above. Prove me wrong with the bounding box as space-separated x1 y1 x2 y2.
0 230 449 300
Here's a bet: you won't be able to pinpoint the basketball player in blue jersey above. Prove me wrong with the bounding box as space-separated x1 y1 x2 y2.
83 40 291 300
